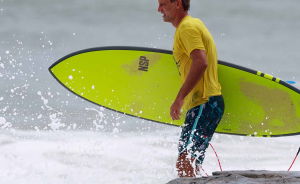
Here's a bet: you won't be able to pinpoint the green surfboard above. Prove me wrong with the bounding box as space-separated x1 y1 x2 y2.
49 46 300 137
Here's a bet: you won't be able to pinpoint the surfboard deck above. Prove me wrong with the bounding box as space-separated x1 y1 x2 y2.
49 46 300 137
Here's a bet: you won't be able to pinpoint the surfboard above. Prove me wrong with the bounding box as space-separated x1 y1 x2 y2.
49 46 300 137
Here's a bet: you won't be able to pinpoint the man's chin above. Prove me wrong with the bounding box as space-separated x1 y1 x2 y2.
163 17 171 22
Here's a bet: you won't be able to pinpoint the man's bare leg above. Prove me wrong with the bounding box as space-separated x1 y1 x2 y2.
176 151 195 177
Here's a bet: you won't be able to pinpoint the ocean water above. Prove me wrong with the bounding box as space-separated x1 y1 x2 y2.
0 0 299 183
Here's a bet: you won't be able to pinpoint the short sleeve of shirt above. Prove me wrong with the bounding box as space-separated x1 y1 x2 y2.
179 26 205 56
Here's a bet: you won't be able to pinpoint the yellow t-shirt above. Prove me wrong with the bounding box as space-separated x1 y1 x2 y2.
173 15 221 110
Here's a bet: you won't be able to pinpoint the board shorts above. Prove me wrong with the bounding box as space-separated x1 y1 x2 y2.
178 95 225 166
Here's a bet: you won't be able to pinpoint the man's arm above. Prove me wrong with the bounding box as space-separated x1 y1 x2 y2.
170 49 208 120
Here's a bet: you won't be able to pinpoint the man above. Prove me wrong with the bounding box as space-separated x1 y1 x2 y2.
157 0 225 177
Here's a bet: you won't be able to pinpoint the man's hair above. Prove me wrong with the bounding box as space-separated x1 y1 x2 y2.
170 0 190 11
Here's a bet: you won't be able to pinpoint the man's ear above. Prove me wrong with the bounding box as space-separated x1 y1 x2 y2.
175 0 182 10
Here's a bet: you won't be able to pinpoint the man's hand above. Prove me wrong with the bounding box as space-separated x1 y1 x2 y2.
170 96 184 120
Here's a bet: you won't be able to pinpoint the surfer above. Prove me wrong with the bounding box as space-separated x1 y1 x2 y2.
157 0 225 177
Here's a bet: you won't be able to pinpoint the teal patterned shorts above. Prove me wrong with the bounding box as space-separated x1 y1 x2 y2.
178 95 225 165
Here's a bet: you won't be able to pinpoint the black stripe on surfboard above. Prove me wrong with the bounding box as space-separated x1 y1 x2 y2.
217 59 300 95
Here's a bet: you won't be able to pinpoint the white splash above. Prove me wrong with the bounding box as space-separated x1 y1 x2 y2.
37 90 65 130
48 113 65 130
0 117 12 129
85 107 106 130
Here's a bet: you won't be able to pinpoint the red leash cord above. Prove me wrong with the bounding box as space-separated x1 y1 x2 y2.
197 143 222 176
288 147 300 171
201 145 299 174
210 143 223 172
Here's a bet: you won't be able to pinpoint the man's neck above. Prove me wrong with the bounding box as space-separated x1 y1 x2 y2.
172 12 188 28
